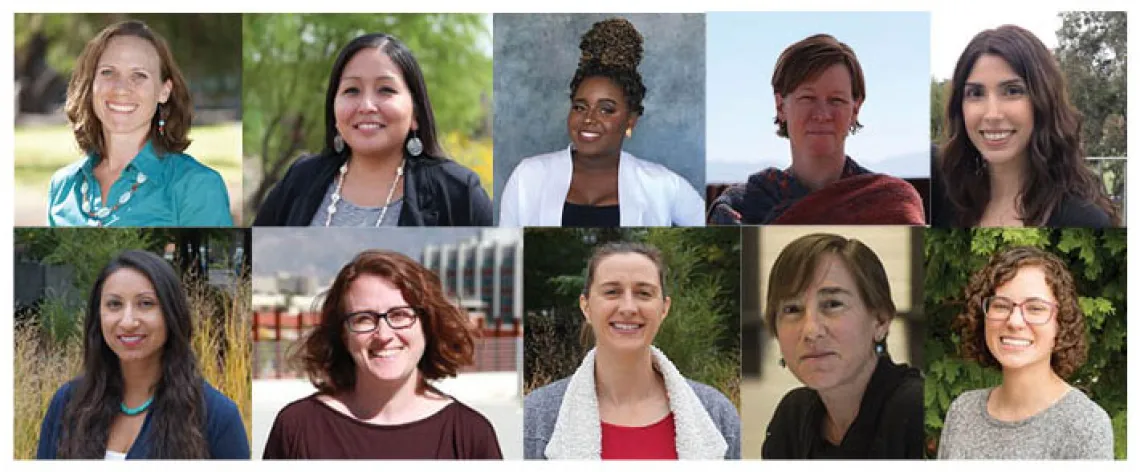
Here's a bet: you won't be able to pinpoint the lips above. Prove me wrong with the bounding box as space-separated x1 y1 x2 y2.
1000 336 1033 348
367 347 403 359
118 334 146 348
354 121 385 130
106 102 138 113
800 350 837 363
577 130 602 142
981 130 1014 141
609 321 644 334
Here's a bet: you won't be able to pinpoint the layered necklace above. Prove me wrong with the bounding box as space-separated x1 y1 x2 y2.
324 158 406 227
79 171 147 227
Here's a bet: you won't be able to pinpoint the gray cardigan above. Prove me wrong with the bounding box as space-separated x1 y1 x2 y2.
523 347 741 459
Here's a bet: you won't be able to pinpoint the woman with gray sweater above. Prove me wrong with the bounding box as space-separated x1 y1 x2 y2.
938 247 1113 459
524 242 740 460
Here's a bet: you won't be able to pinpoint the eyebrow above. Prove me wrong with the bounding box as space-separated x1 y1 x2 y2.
965 78 1026 88
818 286 853 297
341 73 401 81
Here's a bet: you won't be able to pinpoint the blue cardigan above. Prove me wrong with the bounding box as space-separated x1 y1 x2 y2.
36 379 249 459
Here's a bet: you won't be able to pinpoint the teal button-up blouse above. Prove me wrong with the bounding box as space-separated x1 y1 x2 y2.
47 141 233 227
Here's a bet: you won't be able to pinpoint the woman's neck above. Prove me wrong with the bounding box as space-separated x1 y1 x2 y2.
572 150 621 174
986 156 1027 203
343 368 427 424
816 354 879 444
992 363 1069 420
789 150 845 191
101 131 148 170
348 150 404 178
120 357 162 405
593 347 661 406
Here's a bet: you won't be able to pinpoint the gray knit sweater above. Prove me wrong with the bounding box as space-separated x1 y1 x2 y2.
938 388 1113 459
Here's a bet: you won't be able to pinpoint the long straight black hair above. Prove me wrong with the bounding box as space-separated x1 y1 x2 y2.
58 249 208 459
321 33 444 160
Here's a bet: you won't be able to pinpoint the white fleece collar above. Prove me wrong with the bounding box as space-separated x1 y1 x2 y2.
544 346 728 459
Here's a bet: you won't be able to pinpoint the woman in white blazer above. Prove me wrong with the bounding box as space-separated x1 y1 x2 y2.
498 18 704 228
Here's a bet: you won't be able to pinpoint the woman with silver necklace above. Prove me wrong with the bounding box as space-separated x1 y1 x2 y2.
253 33 493 227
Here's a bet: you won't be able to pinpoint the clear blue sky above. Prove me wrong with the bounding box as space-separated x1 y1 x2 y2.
706 12 931 179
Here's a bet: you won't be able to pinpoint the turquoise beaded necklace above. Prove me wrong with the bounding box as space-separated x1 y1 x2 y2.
120 397 154 416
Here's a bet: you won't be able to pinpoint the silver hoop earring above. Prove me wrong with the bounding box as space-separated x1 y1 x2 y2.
405 130 423 157
333 134 345 154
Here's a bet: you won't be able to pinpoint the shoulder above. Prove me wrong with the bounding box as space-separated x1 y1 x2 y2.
1056 389 1112 429
946 388 989 420
47 378 81 411
271 394 324 427
48 158 87 189
415 156 481 184
685 380 737 417
524 378 570 416
201 381 241 419
443 399 497 432
510 150 566 176
624 153 687 182
1051 195 1112 228
276 154 333 185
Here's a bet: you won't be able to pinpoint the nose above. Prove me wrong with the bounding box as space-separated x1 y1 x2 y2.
1004 305 1029 328
982 93 1004 121
801 304 826 340
359 91 380 113
617 291 638 315
809 100 833 122
120 304 141 328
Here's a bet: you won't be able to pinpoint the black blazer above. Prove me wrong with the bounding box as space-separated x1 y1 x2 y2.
253 153 493 226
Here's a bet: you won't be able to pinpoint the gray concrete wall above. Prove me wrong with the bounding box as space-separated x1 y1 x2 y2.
492 13 706 222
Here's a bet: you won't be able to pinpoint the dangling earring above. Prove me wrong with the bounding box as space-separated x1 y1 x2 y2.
625 128 632 138
778 358 786 368
157 104 166 136
333 134 345 154
406 130 423 157
875 338 886 355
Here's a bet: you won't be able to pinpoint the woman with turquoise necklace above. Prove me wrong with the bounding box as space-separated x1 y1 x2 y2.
36 250 248 459
46 20 233 227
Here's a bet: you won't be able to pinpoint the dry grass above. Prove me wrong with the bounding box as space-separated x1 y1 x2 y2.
12 277 252 460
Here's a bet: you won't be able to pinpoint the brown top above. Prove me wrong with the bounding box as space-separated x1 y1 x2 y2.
262 394 503 460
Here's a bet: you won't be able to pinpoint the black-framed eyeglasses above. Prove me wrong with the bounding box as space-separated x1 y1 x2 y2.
982 296 1057 325
344 306 421 333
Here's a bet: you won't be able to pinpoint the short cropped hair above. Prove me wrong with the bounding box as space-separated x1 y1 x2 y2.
771 34 866 137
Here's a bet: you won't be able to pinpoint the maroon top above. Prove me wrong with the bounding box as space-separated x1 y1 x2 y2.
601 413 678 460
263 394 502 459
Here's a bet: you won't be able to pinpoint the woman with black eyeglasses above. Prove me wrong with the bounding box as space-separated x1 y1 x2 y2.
938 246 1112 459
262 250 503 459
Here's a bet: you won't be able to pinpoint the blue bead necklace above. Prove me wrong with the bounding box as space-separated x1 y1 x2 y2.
120 397 154 416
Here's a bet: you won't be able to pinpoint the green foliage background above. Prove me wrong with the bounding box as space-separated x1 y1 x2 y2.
923 228 1126 458
523 228 742 406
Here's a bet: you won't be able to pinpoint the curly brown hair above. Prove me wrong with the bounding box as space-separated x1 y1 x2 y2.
570 17 646 116
65 20 193 159
771 33 866 137
295 250 476 394
953 246 1088 378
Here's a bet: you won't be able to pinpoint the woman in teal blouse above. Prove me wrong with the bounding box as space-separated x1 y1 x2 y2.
46 20 232 227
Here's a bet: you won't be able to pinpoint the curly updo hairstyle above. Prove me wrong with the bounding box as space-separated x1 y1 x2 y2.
953 246 1088 379
570 18 647 116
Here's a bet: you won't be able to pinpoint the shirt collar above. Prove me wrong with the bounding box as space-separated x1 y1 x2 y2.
79 140 165 183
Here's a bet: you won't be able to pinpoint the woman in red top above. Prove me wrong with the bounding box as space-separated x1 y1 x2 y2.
523 242 741 459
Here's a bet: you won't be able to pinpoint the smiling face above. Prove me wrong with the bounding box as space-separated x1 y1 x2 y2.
342 274 425 384
580 252 670 353
100 267 168 367
774 252 886 393
776 63 862 167
91 35 172 141
984 265 1058 374
333 47 417 158
567 76 639 159
962 54 1035 169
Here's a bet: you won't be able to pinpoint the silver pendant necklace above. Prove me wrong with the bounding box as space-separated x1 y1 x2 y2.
324 158 405 227
79 171 147 227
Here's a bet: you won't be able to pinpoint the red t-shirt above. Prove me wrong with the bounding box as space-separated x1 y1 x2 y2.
600 413 678 460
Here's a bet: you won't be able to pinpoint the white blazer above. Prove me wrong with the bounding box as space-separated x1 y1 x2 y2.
499 146 705 227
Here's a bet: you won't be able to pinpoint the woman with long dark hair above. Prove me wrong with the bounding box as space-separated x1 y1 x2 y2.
253 33 492 226
36 249 248 459
933 25 1118 227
